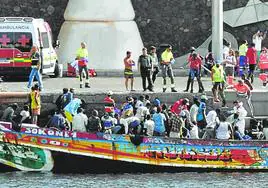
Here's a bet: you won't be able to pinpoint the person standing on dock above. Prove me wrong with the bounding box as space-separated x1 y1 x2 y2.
27 45 43 91
76 42 90 89
138 47 154 92
160 45 177 92
124 51 135 91
150 46 159 83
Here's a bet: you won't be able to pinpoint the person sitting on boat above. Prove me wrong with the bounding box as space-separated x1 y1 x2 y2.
234 126 252 140
104 91 115 115
232 100 248 136
72 107 88 132
227 79 253 117
101 113 116 134
135 100 150 123
171 98 189 115
121 97 134 119
47 110 66 130
153 106 166 136
215 114 233 140
124 113 141 135
1 103 18 124
169 111 184 138
202 109 220 139
196 94 208 138
143 114 155 136
19 105 31 124
87 109 101 133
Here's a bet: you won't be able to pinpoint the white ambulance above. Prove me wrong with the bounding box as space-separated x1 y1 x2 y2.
0 17 62 78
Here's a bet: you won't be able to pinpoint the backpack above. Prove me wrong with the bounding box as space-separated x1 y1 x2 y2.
139 55 152 68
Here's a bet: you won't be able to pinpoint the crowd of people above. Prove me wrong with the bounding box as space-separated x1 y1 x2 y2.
2 85 267 141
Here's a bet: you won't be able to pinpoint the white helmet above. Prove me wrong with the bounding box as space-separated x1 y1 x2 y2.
107 91 113 96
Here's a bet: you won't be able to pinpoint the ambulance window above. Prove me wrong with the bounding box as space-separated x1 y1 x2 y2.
41 32 50 48
0 32 32 52
14 32 32 52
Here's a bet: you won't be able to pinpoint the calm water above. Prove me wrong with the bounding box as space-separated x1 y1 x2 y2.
0 172 267 188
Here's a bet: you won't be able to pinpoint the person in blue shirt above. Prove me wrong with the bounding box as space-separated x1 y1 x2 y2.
153 107 166 136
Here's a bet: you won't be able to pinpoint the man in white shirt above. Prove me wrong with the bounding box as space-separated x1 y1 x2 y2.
72 107 88 132
233 101 247 136
203 109 220 139
135 102 150 123
189 96 199 124
253 30 267 59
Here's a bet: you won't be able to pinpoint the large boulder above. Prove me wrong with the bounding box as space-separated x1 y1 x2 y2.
64 0 135 21
58 21 143 70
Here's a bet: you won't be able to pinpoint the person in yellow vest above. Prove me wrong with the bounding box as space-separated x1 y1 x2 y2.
76 42 90 88
238 40 248 76
211 61 226 107
29 83 41 124
160 45 177 92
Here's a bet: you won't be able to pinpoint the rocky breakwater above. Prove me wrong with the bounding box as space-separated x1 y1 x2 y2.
57 0 144 70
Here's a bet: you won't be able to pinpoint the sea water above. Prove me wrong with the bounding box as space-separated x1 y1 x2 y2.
0 172 267 188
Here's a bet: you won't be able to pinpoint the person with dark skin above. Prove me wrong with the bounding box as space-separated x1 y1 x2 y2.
241 74 253 90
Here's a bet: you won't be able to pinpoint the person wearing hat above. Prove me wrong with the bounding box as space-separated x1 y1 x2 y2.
76 42 90 88
138 47 154 92
104 91 115 114
150 46 159 83
160 45 177 92
211 60 226 106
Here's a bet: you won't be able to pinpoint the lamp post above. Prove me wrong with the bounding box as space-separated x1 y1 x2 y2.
212 0 223 62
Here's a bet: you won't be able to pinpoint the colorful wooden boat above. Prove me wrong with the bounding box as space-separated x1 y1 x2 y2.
0 121 268 173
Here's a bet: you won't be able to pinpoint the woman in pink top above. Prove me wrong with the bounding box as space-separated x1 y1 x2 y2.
188 52 204 93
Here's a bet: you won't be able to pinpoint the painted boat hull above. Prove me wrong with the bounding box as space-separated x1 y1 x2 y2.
0 123 268 173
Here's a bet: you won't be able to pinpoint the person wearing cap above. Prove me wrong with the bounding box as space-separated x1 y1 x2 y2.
138 47 154 92
124 51 135 91
211 60 226 106
160 45 177 92
1 103 18 123
171 98 189 116
238 40 248 76
76 42 90 88
150 46 159 83
104 91 115 114
29 84 41 124
246 43 257 83
27 45 43 90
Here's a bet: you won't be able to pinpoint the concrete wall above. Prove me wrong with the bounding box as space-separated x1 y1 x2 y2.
1 91 268 126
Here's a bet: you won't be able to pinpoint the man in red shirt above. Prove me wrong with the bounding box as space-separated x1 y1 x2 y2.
229 80 253 116
246 43 257 83
171 98 189 115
